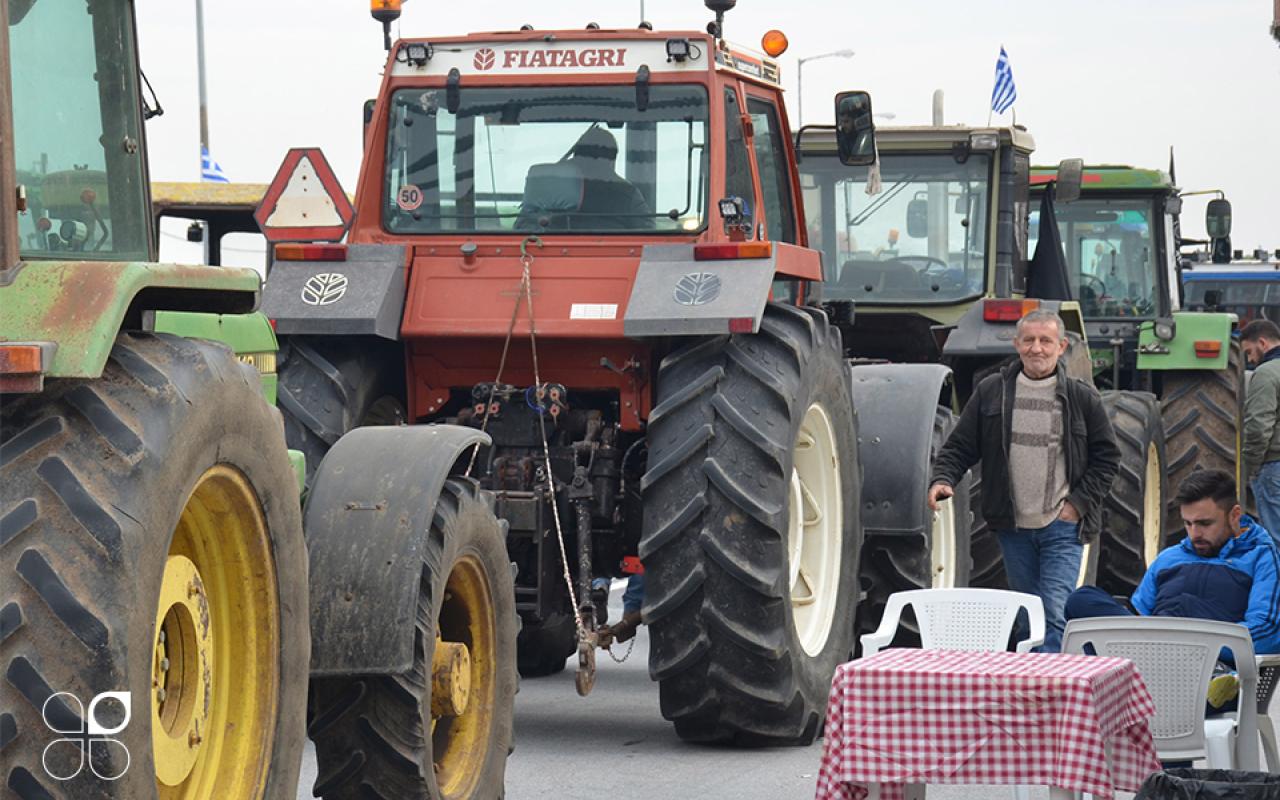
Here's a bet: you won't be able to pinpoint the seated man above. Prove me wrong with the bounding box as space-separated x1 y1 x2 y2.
516 126 653 231
1065 468 1280 705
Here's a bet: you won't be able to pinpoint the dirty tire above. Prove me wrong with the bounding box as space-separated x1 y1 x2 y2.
856 407 973 649
277 338 405 489
0 333 308 800
1096 391 1166 597
640 303 861 745
1161 341 1245 546
308 478 516 800
516 613 576 677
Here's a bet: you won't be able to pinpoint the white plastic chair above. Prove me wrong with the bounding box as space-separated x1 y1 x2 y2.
1061 616 1260 771
860 588 1046 657
1256 653 1280 770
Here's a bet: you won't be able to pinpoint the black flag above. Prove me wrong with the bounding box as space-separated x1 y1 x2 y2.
1027 184 1074 301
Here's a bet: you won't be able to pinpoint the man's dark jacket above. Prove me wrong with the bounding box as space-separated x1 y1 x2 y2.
930 360 1121 543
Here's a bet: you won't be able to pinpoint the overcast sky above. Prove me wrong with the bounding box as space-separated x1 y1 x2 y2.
137 0 1278 257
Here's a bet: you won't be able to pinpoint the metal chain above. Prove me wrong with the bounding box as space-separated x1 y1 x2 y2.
604 635 636 664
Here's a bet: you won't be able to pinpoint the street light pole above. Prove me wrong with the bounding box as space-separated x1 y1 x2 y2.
795 48 855 127
195 0 209 157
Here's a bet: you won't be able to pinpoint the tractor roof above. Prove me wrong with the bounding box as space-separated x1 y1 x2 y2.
386 29 782 88
1030 165 1174 192
796 124 1035 156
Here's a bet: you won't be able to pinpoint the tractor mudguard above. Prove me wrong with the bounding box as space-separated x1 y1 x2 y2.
303 423 490 676
1136 311 1233 371
849 362 953 538
0 259 258 378
261 243 406 340
942 298 1087 360
623 242 820 337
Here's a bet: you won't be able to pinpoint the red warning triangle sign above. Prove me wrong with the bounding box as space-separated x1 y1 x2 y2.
254 148 354 243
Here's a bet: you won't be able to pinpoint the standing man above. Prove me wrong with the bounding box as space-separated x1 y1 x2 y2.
1241 319 1280 546
929 310 1120 651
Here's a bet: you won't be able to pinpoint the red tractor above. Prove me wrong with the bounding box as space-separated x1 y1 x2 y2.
262 3 954 767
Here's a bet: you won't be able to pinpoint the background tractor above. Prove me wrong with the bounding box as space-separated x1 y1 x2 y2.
256 3 954 747
1026 164 1246 592
795 125 1170 600
1 2 515 798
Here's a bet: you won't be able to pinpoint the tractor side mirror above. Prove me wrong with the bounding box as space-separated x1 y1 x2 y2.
906 198 929 238
1206 198 1232 238
834 91 877 166
1055 158 1084 204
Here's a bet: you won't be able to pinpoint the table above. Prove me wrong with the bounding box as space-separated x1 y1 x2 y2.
815 648 1163 800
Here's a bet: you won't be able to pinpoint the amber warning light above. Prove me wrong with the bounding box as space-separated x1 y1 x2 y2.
761 30 788 58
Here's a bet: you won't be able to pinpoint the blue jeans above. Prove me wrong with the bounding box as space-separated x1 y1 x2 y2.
997 518 1083 653
1251 461 1280 549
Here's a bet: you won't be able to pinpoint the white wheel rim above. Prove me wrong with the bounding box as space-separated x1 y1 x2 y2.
930 497 958 588
788 403 842 657
1143 442 1162 564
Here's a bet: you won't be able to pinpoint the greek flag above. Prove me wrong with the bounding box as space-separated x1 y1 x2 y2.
200 145 229 183
990 46 1017 115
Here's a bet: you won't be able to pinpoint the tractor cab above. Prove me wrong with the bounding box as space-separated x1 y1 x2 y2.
8 0 154 263
796 125 1035 362
1029 166 1180 320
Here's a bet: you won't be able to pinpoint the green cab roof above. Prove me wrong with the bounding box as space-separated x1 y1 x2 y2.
1030 164 1173 191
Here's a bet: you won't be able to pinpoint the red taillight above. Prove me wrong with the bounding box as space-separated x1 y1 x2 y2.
982 298 1041 322
1194 340 1223 358
274 243 348 262
0 344 42 375
728 317 755 333
693 242 773 261
621 556 645 575
268 319 278 331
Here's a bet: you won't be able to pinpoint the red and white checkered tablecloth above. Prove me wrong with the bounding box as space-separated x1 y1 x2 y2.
815 648 1162 800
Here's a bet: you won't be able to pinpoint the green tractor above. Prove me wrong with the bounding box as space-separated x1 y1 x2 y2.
1028 165 1245 590
795 124 1167 599
2 2 515 799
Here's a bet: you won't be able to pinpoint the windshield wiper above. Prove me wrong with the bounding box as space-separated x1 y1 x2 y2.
847 175 915 226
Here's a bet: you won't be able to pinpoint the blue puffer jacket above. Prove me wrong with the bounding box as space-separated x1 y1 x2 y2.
1131 515 1280 655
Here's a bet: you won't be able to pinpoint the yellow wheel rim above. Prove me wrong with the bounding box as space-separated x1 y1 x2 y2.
152 466 279 799
432 554 497 799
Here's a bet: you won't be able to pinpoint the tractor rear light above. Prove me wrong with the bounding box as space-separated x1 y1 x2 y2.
1194 340 1223 358
982 298 1040 322
0 344 45 393
274 243 348 262
694 242 772 261
728 317 755 333
621 556 645 575
0 344 42 375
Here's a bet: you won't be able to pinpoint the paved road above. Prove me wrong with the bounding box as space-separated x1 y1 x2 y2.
293 583 1170 799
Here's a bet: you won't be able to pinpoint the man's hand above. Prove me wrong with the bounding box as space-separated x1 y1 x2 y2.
927 483 954 511
1058 500 1080 523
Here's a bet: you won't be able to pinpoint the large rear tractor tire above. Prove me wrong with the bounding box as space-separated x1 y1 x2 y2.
1 333 309 800
857 407 973 648
966 471 1007 589
1096 391 1166 597
640 304 861 745
276 338 405 490
1161 341 1245 545
307 479 516 800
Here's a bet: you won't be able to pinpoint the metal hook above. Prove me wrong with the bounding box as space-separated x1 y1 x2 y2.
520 235 544 262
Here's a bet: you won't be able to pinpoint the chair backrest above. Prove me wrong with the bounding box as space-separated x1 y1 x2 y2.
868 588 1046 654
1061 616 1259 764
